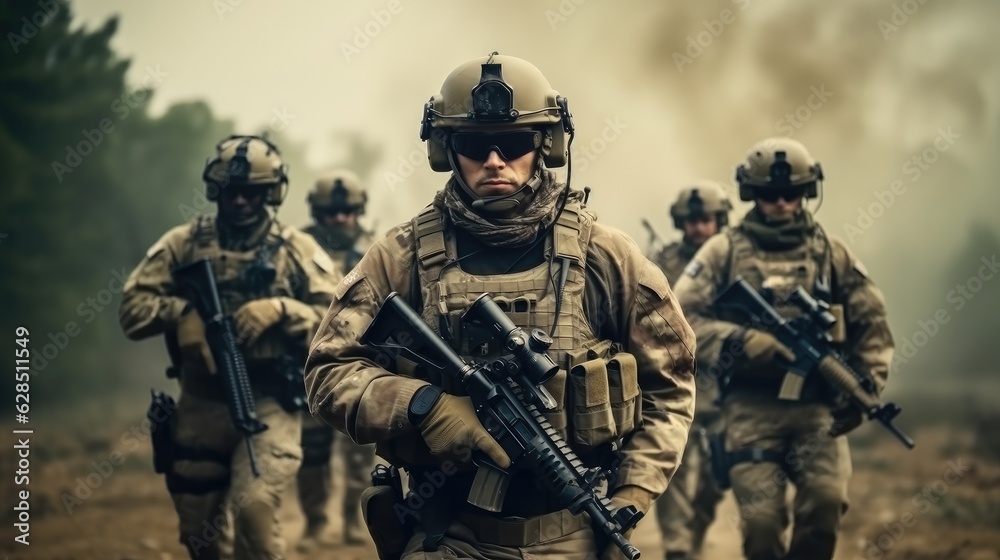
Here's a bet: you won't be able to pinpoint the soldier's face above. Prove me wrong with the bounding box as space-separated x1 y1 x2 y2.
320 208 358 229
454 131 539 199
218 185 267 224
682 215 719 246
756 187 804 219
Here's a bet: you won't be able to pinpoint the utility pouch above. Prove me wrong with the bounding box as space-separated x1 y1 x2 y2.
607 352 641 437
148 390 177 475
707 431 731 490
828 304 847 343
540 368 569 442
569 358 616 451
363 464 414 560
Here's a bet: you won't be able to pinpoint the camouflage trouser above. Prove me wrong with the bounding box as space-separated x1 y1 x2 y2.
655 415 725 558
167 392 302 560
297 412 376 536
723 393 851 560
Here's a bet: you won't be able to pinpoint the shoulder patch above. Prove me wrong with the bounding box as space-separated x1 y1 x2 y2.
853 259 869 279
145 240 166 259
335 268 366 300
684 260 704 278
313 249 335 274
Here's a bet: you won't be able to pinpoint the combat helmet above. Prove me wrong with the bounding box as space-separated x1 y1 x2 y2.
670 180 733 229
419 52 575 212
735 138 823 201
308 169 366 218
202 135 289 205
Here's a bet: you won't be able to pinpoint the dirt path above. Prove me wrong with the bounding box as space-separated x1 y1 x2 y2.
2 425 998 560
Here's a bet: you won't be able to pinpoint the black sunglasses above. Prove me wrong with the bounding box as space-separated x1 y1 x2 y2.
756 187 805 203
449 130 542 161
320 206 359 216
221 185 271 199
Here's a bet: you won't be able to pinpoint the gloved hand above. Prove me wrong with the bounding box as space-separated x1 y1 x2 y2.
177 307 216 374
600 485 655 560
417 394 511 468
609 485 656 516
828 405 864 437
742 329 795 366
233 298 284 348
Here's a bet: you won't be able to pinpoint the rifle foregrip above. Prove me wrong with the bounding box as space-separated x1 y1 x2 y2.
817 355 880 411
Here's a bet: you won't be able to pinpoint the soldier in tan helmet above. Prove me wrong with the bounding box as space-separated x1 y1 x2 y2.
672 138 894 560
650 181 732 560
295 170 377 551
304 52 696 559
119 135 339 560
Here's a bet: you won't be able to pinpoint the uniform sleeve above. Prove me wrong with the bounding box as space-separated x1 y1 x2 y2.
304 227 429 444
279 231 340 345
610 240 697 497
832 239 894 394
118 228 189 340
672 234 743 367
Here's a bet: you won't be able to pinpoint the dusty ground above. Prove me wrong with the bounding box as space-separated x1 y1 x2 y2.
2 411 999 560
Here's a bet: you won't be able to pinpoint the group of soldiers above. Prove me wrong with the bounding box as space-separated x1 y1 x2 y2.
118 52 894 560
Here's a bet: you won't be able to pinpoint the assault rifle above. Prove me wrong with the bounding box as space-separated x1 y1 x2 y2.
361 292 644 560
173 259 268 475
715 277 915 449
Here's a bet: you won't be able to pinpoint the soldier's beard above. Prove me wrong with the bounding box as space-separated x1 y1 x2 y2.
314 221 362 250
219 206 268 228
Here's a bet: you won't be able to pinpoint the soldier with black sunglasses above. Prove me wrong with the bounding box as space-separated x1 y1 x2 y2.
303 52 697 560
673 138 895 560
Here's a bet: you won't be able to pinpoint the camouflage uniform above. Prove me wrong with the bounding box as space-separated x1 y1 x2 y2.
297 221 376 546
305 53 696 560
651 239 726 560
674 205 893 560
120 136 339 560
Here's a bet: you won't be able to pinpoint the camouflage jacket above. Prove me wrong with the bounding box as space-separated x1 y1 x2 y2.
305 208 697 498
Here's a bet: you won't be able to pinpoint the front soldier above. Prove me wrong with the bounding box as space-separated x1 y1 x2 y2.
651 182 732 560
119 135 338 560
304 53 696 560
296 170 377 550
673 138 894 560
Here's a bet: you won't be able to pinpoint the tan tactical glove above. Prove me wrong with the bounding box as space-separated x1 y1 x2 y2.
742 329 796 366
829 404 864 437
176 308 216 374
609 485 656 516
418 394 511 468
601 485 656 560
232 298 284 348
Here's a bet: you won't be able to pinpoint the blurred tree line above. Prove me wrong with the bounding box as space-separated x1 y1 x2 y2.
0 3 347 407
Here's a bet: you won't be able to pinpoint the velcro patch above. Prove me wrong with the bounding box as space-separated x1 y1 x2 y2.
335 268 366 299
684 260 704 278
313 250 335 274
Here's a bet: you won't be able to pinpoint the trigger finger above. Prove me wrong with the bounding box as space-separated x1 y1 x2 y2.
477 436 511 469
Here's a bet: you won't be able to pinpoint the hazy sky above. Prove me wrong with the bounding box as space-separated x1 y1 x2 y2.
70 1 1000 283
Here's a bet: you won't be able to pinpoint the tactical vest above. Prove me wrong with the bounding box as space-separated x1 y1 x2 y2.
303 224 370 275
721 224 846 400
183 216 305 375
654 242 688 286
411 202 641 458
